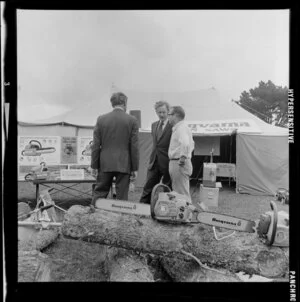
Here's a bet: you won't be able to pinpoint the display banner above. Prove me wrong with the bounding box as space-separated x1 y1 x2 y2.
18 136 61 166
78 137 93 165
187 119 261 135
61 136 78 164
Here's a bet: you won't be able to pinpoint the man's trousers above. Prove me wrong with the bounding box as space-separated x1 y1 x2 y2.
169 159 193 203
91 171 130 205
139 162 171 204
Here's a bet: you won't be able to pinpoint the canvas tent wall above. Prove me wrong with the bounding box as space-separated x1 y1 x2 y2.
18 88 289 196
236 133 288 195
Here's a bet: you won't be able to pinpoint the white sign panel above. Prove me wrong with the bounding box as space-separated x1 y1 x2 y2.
60 169 84 180
187 119 261 135
216 163 236 178
78 137 93 165
18 136 61 166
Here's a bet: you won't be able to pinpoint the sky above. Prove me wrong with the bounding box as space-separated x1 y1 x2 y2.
16 10 289 119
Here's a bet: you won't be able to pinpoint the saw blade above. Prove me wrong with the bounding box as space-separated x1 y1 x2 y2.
196 211 257 233
95 198 151 216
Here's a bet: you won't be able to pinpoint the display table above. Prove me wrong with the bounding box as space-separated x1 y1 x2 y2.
32 174 96 202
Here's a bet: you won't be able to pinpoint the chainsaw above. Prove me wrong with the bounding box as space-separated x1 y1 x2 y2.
21 140 56 156
275 188 289 204
24 162 48 181
149 183 289 247
95 183 289 247
82 141 93 156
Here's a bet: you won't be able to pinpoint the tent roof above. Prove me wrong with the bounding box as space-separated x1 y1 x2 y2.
18 88 288 136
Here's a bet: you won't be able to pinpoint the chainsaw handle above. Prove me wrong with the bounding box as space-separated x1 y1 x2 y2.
267 200 278 246
29 140 42 148
150 182 171 219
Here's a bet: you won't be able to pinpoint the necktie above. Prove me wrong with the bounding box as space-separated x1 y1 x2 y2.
157 121 164 141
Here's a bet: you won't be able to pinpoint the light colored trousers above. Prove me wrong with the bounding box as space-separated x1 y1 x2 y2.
169 159 193 202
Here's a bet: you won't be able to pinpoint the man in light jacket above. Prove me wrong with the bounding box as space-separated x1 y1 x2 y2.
167 106 194 202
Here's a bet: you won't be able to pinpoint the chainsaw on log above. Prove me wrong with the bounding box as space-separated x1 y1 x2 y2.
95 183 289 247
149 182 289 247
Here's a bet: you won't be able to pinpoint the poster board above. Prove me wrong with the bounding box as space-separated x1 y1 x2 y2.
18 136 93 180
18 136 61 166
77 137 93 165
61 136 78 164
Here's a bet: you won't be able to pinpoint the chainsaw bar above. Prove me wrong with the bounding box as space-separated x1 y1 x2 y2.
150 182 258 233
95 198 151 216
195 211 257 233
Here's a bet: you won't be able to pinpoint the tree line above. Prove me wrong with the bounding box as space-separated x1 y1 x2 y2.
233 80 288 128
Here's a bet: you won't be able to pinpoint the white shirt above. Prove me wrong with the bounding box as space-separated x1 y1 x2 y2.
168 121 194 159
113 106 125 111
159 119 168 131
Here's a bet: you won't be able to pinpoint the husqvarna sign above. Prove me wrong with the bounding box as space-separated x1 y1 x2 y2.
187 119 261 135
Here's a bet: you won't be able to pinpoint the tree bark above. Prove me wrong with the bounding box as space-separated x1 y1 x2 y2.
103 246 154 282
62 205 289 279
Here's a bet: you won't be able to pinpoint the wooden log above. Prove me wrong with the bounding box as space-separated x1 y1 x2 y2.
159 256 242 282
103 246 154 282
18 250 51 282
61 205 289 279
18 228 60 251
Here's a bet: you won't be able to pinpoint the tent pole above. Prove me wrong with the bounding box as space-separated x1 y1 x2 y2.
229 134 233 187
230 135 232 164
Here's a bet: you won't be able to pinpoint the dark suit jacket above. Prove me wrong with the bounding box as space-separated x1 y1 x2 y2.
91 108 139 174
148 120 172 173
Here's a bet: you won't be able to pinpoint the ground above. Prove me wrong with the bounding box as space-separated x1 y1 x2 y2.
18 180 289 282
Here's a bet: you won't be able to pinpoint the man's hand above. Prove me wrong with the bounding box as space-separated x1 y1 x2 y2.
131 171 138 180
178 156 186 166
91 168 98 178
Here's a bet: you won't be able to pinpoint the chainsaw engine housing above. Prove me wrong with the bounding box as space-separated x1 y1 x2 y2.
275 188 289 204
154 192 195 223
257 210 289 247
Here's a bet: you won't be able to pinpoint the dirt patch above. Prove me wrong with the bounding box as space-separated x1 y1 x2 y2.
42 236 108 281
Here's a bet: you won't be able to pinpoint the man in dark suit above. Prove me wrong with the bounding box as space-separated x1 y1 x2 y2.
91 92 139 204
139 101 172 204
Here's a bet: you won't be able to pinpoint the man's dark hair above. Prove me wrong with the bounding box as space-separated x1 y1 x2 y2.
171 106 185 120
110 92 128 107
154 100 170 111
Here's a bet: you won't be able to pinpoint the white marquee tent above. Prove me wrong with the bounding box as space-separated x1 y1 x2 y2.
18 88 289 196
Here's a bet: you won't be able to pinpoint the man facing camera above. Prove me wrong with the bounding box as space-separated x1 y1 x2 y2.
91 92 139 204
139 101 172 204
167 106 194 203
